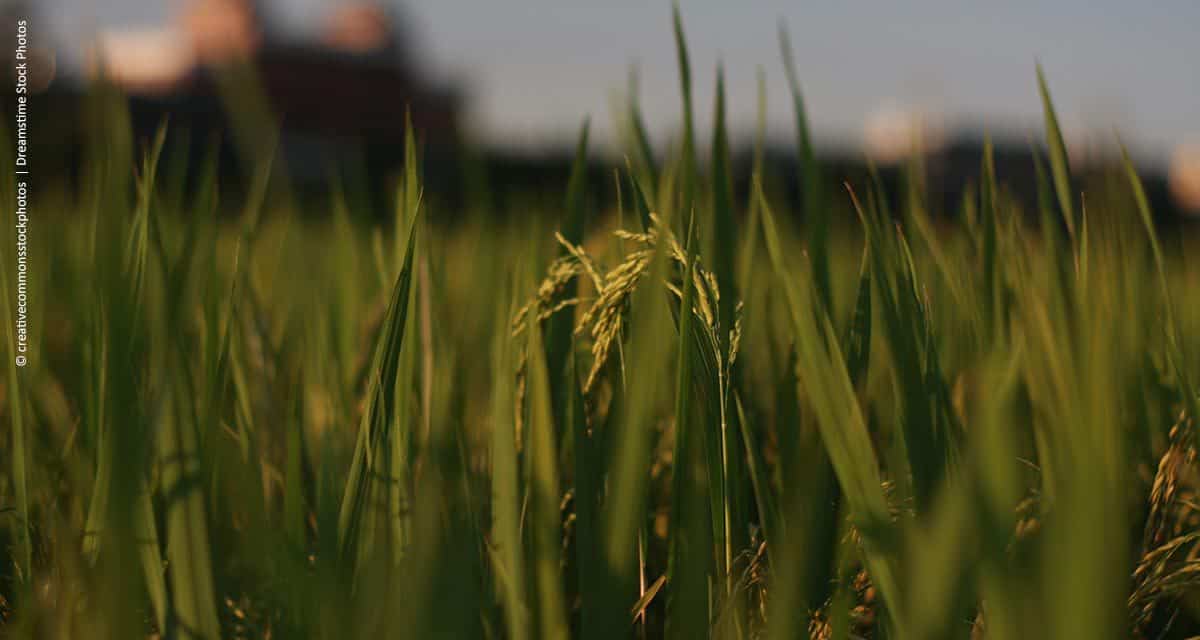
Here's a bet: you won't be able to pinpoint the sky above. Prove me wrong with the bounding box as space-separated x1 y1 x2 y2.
34 0 1200 165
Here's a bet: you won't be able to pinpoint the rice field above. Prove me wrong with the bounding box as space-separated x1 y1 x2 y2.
4 10 1200 639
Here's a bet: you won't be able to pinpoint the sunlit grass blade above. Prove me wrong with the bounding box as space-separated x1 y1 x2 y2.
850 184 956 511
980 136 1000 335
159 396 221 640
710 64 738 338
545 120 590 436
738 67 767 296
625 162 654 233
124 122 168 321
1119 142 1198 419
337 204 421 576
757 179 903 631
666 213 711 639
1036 64 1076 240
627 68 659 195
843 244 872 386
779 23 829 309
284 369 308 549
491 298 529 640
733 394 775 561
398 109 422 268
672 3 697 226
82 339 112 563
904 481 977 638
709 65 750 624
563 119 590 249
600 213 676 634
789 287 906 635
525 317 570 640
570 347 605 633
135 485 168 633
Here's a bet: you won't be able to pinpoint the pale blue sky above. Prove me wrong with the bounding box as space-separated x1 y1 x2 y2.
37 0 1200 164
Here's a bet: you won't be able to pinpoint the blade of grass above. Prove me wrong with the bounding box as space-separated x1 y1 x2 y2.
1036 64 1076 240
737 67 767 296
981 136 1000 337
709 64 750 630
159 394 221 640
780 23 829 309
135 484 168 633
852 183 956 510
672 4 697 229
545 120 590 437
1119 142 1198 420
337 205 421 576
711 64 738 337
525 317 570 640
843 244 872 386
734 393 776 563
625 161 654 233
627 68 659 196
600 212 676 635
757 179 904 633
666 212 711 639
491 297 529 640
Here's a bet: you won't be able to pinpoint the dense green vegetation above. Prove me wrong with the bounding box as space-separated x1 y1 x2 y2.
4 10 1200 639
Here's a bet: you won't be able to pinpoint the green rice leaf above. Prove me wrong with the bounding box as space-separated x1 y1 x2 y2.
673 3 697 227
1036 64 1076 239
491 297 529 640
525 317 570 640
337 202 421 576
780 23 829 308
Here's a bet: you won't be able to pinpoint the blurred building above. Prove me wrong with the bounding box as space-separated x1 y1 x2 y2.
180 0 263 66
1170 143 1200 216
89 0 461 183
863 103 945 166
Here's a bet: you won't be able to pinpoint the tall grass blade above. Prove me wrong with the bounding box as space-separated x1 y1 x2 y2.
738 67 768 296
757 180 904 632
780 24 829 309
666 213 710 639
337 205 421 576
600 214 675 634
981 136 1000 336
570 348 604 634
672 4 697 226
545 120 590 435
525 318 570 640
1120 143 1198 418
627 68 659 194
135 485 168 633
159 398 221 640
843 245 872 386
710 64 738 339
626 163 654 233
284 370 308 549
1036 64 1076 239
491 299 529 640
852 184 956 510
